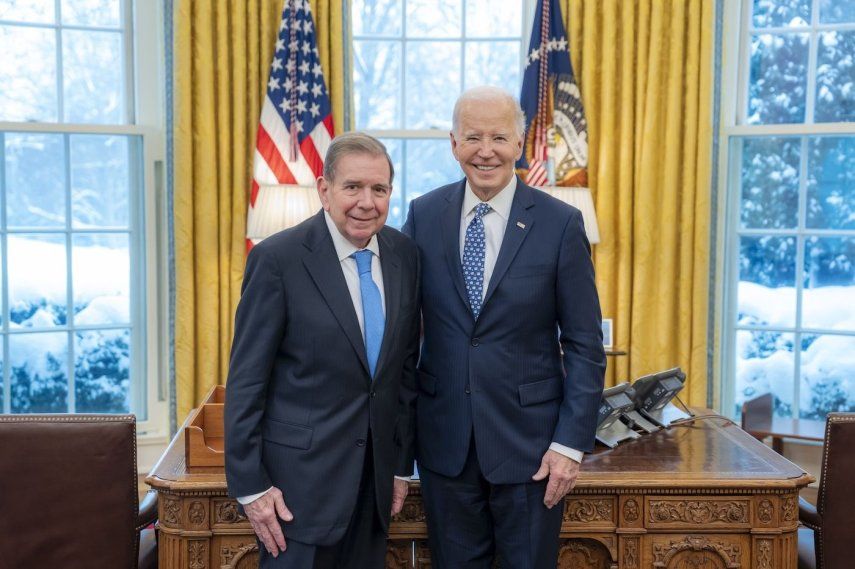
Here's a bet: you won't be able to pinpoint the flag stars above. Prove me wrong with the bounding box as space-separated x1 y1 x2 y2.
299 60 311 74
286 59 296 73
276 38 285 51
268 77 280 91
289 39 299 51
295 119 304 133
296 100 307 114
272 57 283 71
303 19 313 34
283 77 294 91
309 102 320 117
297 80 309 95
279 99 290 113
301 41 311 55
312 63 323 77
311 83 324 97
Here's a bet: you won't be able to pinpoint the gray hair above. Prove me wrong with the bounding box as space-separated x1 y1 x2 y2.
323 131 394 184
452 86 526 138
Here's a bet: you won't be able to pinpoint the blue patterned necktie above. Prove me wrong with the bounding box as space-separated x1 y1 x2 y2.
352 249 385 378
462 203 492 319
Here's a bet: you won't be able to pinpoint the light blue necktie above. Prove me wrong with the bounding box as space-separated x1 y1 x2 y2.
462 203 492 319
352 249 385 378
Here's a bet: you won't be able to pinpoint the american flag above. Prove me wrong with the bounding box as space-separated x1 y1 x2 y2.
247 0 334 249
516 0 588 189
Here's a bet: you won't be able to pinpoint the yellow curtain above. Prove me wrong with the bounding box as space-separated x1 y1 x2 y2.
561 0 714 405
173 0 346 421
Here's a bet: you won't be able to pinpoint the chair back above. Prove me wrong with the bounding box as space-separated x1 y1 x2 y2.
0 414 140 568
816 413 855 569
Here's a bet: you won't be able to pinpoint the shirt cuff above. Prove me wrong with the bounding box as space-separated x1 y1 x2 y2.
394 475 412 481
237 486 274 505
549 442 584 464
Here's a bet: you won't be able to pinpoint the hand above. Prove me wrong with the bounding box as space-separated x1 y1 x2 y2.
532 450 581 509
243 487 293 557
391 478 409 516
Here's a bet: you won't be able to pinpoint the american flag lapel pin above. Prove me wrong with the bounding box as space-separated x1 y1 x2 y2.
516 221 526 229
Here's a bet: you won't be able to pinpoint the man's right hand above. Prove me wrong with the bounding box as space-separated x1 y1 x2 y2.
244 487 293 557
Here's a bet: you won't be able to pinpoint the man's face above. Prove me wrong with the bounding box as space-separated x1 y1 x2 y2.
450 99 524 201
317 153 392 248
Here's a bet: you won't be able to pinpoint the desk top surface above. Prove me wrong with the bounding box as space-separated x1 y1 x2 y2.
146 413 812 493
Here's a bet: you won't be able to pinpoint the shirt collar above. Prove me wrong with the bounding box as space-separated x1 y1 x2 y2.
323 211 381 262
462 176 517 222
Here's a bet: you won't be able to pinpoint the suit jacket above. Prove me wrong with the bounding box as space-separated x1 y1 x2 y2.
402 178 605 484
224 211 420 545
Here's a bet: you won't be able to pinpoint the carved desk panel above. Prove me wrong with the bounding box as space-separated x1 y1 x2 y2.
147 414 811 568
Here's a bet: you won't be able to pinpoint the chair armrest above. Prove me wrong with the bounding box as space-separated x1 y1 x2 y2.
136 490 158 531
799 496 821 531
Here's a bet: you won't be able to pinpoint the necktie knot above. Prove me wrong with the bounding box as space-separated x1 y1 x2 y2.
352 249 373 276
473 203 492 220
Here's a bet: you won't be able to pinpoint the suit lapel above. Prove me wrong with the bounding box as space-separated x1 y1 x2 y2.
482 180 535 308
442 181 470 311
302 212 370 376
373 229 401 381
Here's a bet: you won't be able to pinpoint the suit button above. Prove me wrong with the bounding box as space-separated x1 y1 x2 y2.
471 338 480 347
465 385 471 394
356 439 366 447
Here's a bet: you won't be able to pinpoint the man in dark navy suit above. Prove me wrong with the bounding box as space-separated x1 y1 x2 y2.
225 133 420 568
403 86 606 569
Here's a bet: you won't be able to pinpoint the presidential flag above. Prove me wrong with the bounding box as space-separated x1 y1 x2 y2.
516 0 588 188
247 0 334 249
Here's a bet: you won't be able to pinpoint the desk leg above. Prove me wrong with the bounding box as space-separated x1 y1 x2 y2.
772 436 784 454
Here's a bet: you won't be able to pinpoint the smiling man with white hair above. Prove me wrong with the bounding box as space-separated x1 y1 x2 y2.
403 86 606 568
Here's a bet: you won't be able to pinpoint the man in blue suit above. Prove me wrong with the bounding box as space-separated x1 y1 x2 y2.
402 86 606 568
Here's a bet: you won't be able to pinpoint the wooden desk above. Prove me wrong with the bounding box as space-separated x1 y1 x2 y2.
147 414 812 569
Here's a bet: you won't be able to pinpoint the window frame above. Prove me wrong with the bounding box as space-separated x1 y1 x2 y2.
349 0 538 225
0 0 168 443
715 0 855 419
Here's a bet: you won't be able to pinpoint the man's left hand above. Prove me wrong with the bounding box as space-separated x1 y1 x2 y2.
391 478 409 516
532 450 580 509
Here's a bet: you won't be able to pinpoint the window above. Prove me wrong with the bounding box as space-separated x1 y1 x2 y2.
719 0 854 419
0 1 165 427
350 0 533 226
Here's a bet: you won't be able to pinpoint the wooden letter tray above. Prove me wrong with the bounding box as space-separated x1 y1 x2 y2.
184 385 225 467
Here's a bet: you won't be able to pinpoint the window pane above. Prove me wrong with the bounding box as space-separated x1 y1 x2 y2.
740 137 800 229
72 234 130 325
0 25 58 122
61 0 121 27
405 138 460 203
405 41 459 129
819 0 855 24
465 0 521 37
10 332 69 413
8 235 68 328
815 31 855 123
807 136 854 230
353 40 401 129
735 330 795 417
739 236 797 327
74 328 130 413
406 0 461 38
5 132 66 228
751 0 810 28
747 33 809 124
803 237 855 330
0 0 55 23
380 139 404 227
70 135 130 228
62 29 124 124
799 335 855 419
464 41 521 94
352 0 401 37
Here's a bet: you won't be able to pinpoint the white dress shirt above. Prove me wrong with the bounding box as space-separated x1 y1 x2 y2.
459 177 584 465
238 213 389 505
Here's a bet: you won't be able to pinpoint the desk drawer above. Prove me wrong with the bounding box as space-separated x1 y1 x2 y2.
644 496 752 530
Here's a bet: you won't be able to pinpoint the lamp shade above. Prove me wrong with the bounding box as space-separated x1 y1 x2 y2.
247 184 320 242
540 186 600 244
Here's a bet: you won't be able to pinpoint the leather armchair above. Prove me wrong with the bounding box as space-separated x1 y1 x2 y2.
0 414 157 569
798 413 855 569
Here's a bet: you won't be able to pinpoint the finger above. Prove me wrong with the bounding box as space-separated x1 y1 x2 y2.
267 519 287 551
543 476 560 508
254 523 278 557
273 493 294 523
532 459 550 481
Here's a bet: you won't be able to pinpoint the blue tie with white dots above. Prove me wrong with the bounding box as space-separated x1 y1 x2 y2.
462 202 492 319
352 249 384 378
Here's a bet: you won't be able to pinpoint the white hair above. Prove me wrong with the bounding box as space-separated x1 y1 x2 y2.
452 86 526 137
